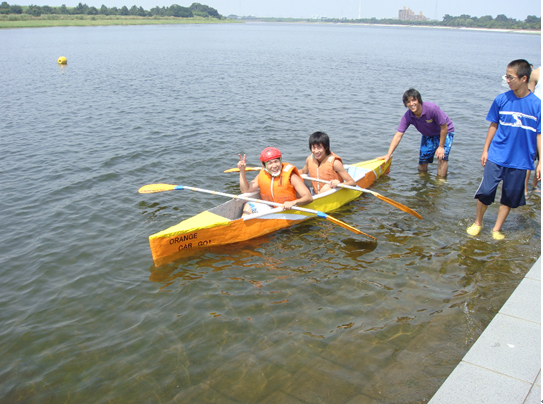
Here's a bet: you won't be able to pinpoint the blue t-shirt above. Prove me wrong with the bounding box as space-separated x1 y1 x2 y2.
486 90 541 170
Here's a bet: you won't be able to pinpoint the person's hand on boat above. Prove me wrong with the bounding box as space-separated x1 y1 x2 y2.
238 154 247 172
377 154 392 162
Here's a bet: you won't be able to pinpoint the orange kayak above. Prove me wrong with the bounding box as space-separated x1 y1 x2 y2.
148 158 391 266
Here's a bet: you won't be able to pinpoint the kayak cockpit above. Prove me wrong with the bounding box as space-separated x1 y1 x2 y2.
204 164 374 222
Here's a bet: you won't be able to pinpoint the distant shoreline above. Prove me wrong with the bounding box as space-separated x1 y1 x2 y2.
0 15 239 29
0 16 539 34
240 20 541 35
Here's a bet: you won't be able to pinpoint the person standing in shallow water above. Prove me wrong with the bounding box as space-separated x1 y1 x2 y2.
467 59 541 240
378 88 455 177
525 65 541 196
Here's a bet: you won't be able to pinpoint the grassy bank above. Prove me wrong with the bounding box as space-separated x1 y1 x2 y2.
0 14 239 28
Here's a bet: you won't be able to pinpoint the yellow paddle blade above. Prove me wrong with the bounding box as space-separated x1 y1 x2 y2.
325 215 376 240
223 167 262 173
371 192 423 219
138 184 177 193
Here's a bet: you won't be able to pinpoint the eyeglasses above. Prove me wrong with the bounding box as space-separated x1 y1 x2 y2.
502 75 519 82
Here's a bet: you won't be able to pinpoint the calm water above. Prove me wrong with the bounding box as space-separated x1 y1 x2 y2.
0 23 540 403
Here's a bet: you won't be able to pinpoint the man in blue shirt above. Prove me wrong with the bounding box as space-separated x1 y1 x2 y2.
467 59 541 240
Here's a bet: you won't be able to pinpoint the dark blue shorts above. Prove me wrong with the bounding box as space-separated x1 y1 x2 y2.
474 160 527 208
419 132 454 165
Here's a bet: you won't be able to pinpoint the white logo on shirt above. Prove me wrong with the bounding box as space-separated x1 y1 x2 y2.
499 111 538 132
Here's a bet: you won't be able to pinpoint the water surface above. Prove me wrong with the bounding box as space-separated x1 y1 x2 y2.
0 23 540 403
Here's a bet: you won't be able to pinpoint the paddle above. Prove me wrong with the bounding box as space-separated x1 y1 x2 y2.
222 167 422 219
224 166 262 173
138 184 376 239
301 176 423 220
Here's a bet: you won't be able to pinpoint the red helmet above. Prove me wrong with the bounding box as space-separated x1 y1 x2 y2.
260 147 282 163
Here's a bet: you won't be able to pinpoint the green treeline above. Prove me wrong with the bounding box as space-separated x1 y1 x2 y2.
0 1 222 18
253 14 541 30
0 2 539 30
440 14 540 29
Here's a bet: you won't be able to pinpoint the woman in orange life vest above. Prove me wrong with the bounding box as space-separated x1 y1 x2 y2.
299 131 356 194
238 147 313 216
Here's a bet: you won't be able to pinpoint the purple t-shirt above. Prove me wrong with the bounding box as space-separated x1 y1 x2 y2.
398 102 454 137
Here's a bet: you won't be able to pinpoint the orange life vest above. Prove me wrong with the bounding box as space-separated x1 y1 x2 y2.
257 163 299 203
307 152 344 193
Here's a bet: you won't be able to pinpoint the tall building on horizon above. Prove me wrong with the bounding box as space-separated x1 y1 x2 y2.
358 0 361 19
398 6 427 21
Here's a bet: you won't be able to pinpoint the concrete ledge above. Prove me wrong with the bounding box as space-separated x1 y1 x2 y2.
429 257 541 404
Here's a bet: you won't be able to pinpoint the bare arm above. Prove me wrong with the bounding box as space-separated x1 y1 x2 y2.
537 133 541 181
330 159 356 187
299 156 310 175
283 174 313 209
481 123 498 167
529 67 540 93
378 131 404 161
238 154 260 194
435 123 448 160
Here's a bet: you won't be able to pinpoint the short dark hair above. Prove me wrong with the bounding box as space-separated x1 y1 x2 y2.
402 88 423 107
309 131 331 155
507 59 532 82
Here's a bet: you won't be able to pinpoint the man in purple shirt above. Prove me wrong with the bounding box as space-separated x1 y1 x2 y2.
378 88 455 177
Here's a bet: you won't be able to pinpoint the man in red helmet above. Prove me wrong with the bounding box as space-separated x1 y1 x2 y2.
238 147 312 216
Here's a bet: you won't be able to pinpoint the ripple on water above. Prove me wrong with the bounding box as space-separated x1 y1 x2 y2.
0 24 540 404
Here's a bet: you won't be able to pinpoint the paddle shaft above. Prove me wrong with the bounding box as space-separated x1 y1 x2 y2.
302 176 422 220
303 176 385 197
303 176 365 192
175 185 328 218
223 167 421 219
172 185 375 239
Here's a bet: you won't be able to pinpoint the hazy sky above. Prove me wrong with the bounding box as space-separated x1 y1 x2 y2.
204 0 541 20
43 0 540 21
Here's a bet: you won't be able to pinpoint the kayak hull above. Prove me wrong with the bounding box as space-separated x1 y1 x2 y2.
149 158 391 266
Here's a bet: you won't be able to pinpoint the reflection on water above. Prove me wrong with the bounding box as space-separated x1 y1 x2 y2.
145 191 538 402
0 23 540 404
337 237 378 259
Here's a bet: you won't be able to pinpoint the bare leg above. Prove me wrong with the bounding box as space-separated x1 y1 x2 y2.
242 203 254 217
474 200 489 226
418 163 428 173
437 160 448 178
525 171 531 195
467 200 488 235
493 204 511 232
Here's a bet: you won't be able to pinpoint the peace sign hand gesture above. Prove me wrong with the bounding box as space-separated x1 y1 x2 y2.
237 154 247 172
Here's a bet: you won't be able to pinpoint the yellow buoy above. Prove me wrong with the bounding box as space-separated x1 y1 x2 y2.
58 56 67 65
